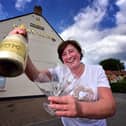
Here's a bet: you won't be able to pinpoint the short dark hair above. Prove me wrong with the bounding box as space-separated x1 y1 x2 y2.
57 40 83 62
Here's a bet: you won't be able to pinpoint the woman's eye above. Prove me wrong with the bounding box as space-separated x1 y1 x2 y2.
69 50 74 53
62 53 66 57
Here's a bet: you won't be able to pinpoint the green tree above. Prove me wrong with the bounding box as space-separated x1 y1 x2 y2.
99 58 125 71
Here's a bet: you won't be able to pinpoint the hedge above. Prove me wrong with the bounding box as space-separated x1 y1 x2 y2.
110 80 126 93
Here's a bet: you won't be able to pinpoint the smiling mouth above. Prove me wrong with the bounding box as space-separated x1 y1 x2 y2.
66 58 76 64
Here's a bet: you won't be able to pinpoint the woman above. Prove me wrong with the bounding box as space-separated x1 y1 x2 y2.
10 28 116 126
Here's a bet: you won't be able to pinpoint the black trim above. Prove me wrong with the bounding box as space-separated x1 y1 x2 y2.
0 12 63 41
0 94 46 101
0 13 33 22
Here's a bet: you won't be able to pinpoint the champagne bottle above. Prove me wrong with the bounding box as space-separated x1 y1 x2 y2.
0 24 28 77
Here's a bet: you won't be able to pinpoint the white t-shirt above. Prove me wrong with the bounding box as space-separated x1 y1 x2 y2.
48 63 110 126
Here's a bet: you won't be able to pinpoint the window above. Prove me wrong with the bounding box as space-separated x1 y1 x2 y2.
0 76 6 91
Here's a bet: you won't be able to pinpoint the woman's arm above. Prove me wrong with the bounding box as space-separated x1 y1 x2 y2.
9 27 51 82
77 87 116 119
25 56 39 81
25 56 51 82
48 87 116 119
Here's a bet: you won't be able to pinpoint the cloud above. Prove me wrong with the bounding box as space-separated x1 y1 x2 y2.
116 0 126 24
15 0 32 11
0 3 8 20
60 0 108 42
60 0 126 67
85 34 126 63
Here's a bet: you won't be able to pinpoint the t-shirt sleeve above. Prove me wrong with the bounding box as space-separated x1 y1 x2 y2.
97 66 110 88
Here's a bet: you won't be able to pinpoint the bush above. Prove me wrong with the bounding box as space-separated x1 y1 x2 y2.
110 80 126 93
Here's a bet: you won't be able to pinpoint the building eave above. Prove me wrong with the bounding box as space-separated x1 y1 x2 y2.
0 12 63 41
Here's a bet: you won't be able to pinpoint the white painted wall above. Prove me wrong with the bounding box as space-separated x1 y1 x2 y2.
0 13 62 97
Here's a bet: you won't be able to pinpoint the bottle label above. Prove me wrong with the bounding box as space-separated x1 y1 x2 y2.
0 40 27 59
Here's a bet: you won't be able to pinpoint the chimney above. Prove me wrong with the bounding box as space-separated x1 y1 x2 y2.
34 5 42 15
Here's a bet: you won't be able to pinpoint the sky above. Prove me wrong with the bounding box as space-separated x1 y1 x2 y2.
0 0 126 68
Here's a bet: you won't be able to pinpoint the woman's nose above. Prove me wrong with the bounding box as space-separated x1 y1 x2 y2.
66 53 72 59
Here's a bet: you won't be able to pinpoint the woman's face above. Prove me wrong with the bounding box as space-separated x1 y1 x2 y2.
61 44 81 69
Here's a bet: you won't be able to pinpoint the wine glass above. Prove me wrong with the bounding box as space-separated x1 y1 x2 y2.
35 66 77 115
35 80 66 116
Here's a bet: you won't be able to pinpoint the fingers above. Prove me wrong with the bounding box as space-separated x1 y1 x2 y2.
56 110 71 117
49 102 68 111
49 102 70 117
48 96 77 117
9 28 27 38
48 96 68 104
48 96 69 116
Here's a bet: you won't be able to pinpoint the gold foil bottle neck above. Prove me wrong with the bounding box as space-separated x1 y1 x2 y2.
17 24 28 40
0 24 28 77
18 24 26 30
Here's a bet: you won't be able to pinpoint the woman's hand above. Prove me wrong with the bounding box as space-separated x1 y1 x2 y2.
9 27 27 38
48 88 116 119
48 95 80 117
